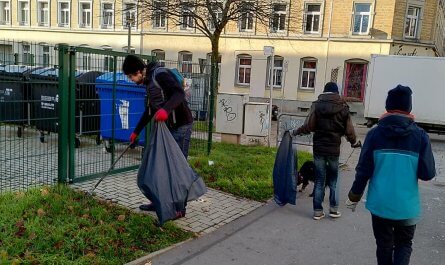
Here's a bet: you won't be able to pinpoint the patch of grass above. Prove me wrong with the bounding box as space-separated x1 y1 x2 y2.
189 142 313 202
0 185 193 264
193 121 215 133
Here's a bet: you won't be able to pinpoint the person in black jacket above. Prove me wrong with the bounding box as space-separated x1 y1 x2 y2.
293 82 360 220
122 55 193 215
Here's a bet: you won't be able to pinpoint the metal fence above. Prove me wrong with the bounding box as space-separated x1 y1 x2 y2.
0 40 212 193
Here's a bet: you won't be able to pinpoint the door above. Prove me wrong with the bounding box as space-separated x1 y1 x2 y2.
344 62 367 101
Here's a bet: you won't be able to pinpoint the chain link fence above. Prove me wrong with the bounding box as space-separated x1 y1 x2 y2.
0 40 212 193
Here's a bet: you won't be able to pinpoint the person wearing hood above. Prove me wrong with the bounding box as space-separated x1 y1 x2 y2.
122 55 193 215
346 85 436 265
293 82 360 220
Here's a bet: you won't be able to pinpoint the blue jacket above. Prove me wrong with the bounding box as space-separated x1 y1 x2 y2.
349 113 435 221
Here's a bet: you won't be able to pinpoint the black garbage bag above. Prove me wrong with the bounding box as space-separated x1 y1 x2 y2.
273 131 297 206
137 122 207 225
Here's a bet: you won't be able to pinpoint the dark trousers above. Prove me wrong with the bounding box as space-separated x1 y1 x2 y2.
372 214 416 265
169 122 193 159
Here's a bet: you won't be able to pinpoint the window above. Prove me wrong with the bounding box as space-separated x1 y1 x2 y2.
101 3 114 29
0 0 10 25
41 45 50 67
178 51 192 73
123 2 136 29
104 56 114 71
79 2 92 28
153 1 166 28
18 0 29 25
300 58 317 89
37 0 49 27
22 44 33 65
405 6 421 38
239 2 254 31
181 4 194 29
58 1 70 27
271 4 286 32
304 4 321 34
352 3 371 35
267 56 284 88
83 54 91 70
208 1 223 30
236 54 251 85
151 49 165 66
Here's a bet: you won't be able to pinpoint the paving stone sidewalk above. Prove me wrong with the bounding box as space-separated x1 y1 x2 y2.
71 171 263 234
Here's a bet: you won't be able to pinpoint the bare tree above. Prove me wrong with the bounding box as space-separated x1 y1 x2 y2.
131 0 301 152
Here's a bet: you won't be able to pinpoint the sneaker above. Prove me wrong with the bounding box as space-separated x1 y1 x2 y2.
329 211 342 218
139 203 155 211
313 212 325 220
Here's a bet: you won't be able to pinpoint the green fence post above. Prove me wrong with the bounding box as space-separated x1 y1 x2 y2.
68 48 76 182
207 64 217 155
111 56 118 165
58 44 70 183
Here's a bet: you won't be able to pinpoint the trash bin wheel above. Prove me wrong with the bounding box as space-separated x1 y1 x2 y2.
17 127 23 138
39 132 45 143
104 141 114 153
75 138 81 148
95 134 102 145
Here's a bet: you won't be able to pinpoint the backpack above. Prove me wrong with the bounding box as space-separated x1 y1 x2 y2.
152 67 191 104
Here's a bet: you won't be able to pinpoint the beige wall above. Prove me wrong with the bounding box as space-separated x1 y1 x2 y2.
0 0 441 102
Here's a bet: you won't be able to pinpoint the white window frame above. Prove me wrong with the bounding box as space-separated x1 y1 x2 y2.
208 1 223 30
267 56 284 88
304 3 321 34
122 2 137 29
236 54 252 86
180 5 194 30
239 2 254 32
404 5 421 39
79 1 92 28
152 49 165 66
101 2 114 29
153 1 166 29
270 3 287 33
0 0 10 25
352 3 372 35
57 1 70 27
18 0 29 26
300 58 317 90
22 43 32 65
41 45 50 66
178 51 193 73
37 0 50 27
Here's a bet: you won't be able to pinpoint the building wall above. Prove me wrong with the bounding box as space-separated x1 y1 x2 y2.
0 0 441 103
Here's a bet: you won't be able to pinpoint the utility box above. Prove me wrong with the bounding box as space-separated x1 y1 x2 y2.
243 102 269 137
216 93 248 135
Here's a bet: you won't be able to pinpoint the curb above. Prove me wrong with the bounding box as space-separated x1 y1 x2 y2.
125 238 194 265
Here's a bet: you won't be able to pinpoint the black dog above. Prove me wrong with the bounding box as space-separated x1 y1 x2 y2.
297 161 315 196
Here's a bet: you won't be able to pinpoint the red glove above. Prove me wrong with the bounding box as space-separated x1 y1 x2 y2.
129 132 138 144
154 108 168 122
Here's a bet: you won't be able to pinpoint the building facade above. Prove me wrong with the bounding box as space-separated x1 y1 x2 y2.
0 0 442 110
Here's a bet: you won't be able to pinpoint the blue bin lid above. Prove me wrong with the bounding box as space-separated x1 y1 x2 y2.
96 72 145 92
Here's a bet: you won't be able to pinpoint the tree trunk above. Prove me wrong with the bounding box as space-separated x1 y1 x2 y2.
207 36 220 155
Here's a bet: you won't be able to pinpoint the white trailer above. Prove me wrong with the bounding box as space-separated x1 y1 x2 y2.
364 54 445 133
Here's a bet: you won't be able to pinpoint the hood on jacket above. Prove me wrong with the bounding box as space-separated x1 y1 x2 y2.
315 93 347 116
378 113 416 138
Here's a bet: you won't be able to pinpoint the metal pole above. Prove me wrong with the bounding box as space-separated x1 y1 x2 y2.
268 50 274 147
127 22 131 53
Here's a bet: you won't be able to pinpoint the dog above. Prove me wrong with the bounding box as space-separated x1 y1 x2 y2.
297 161 315 196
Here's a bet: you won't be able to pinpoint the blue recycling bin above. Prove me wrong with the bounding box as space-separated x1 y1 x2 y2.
95 72 147 147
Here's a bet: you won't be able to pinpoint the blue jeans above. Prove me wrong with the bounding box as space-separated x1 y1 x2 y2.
372 214 416 265
169 122 193 159
313 155 339 213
